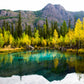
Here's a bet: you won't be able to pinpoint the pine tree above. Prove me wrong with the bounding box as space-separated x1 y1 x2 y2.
34 27 36 37
54 21 60 37
2 20 6 29
25 24 28 35
46 18 49 38
11 22 14 36
2 27 5 36
62 20 67 37
74 17 76 28
17 11 22 38
14 22 18 39
6 22 9 31
37 24 41 37
60 25 63 36
51 21 54 36
28 25 32 37
0 28 2 33
68 19 71 28
43 24 47 39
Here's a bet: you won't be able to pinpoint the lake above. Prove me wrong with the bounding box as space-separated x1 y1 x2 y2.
0 50 84 83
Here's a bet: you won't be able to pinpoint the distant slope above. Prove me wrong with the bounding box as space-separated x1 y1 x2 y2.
0 3 84 29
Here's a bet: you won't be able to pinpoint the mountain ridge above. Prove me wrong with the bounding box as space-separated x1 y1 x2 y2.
0 3 84 29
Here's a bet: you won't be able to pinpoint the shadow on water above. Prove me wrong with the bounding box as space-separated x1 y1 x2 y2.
0 50 84 81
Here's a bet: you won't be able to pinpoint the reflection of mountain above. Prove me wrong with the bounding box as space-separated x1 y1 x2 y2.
0 50 84 81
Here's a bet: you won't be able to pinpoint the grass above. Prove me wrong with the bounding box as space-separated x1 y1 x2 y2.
66 48 84 54
0 47 24 54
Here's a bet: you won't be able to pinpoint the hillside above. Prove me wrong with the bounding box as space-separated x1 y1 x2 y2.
0 3 84 29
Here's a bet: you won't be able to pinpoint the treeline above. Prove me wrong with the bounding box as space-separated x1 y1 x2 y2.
0 12 84 50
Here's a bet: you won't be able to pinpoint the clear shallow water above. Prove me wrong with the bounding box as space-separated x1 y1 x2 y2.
0 50 84 81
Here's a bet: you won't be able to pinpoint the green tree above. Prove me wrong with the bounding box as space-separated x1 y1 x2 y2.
34 30 40 45
25 24 28 35
54 21 60 37
68 19 71 28
0 28 2 33
14 22 18 39
28 25 32 37
2 27 5 36
2 20 6 29
62 20 67 37
34 27 36 37
51 21 54 36
37 24 42 37
0 33 4 47
43 24 47 39
11 22 14 37
6 22 10 32
74 17 76 28
46 18 49 38
17 12 22 38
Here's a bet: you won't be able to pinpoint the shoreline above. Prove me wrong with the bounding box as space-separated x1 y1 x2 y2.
0 47 84 55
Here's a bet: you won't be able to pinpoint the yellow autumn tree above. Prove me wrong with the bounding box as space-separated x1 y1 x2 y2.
65 29 76 47
9 34 14 45
58 35 64 46
74 18 82 48
0 33 4 47
52 29 58 45
21 32 31 45
34 30 40 45
41 38 47 47
74 18 82 40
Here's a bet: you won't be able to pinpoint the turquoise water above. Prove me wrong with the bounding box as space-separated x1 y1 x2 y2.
0 50 84 81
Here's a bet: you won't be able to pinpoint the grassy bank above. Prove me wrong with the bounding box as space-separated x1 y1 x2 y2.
66 49 84 54
0 47 24 54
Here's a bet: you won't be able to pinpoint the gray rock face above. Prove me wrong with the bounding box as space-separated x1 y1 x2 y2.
0 3 84 29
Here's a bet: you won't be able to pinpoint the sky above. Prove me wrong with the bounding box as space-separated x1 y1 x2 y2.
0 0 84 11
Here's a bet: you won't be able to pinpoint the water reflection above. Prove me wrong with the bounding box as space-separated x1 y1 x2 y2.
0 50 84 81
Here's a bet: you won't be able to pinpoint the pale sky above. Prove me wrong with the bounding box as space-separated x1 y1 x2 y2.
0 0 84 11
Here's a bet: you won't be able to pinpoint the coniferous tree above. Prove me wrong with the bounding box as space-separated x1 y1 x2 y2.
51 21 54 36
62 20 67 37
37 24 43 37
68 19 71 28
14 22 18 39
17 12 22 38
2 27 5 36
0 28 2 33
37 24 41 36
34 27 36 37
6 22 9 31
28 25 32 37
40 28 43 38
11 22 14 36
60 25 63 36
74 17 76 28
46 18 49 38
49 28 52 37
2 20 6 29
43 24 47 39
54 21 60 37
25 24 28 35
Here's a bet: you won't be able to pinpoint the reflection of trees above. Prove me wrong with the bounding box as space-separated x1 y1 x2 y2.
65 53 84 73
0 50 84 81
54 58 59 69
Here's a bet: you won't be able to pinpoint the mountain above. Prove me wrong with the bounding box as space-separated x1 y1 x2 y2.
0 3 84 29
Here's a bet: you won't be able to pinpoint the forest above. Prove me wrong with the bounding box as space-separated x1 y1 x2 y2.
0 12 84 53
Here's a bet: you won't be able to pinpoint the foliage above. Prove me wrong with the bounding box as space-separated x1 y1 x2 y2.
0 33 4 47
0 15 84 50
17 12 22 38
